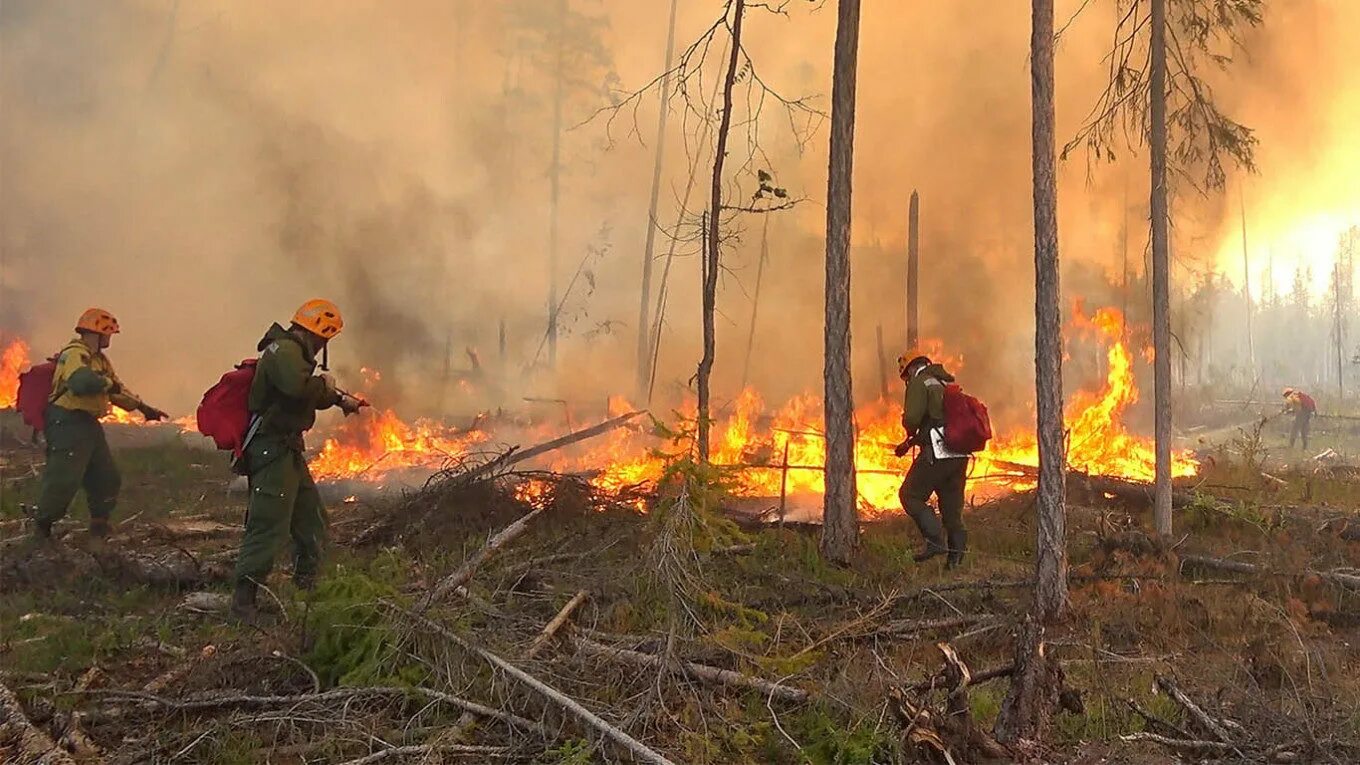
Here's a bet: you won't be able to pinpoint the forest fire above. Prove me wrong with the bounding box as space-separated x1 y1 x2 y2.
0 338 29 409
308 408 489 481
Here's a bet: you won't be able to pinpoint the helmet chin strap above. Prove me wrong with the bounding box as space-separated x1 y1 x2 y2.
320 343 329 372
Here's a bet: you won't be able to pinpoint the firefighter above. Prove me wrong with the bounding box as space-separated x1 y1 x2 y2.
33 309 168 539
1282 387 1316 450
894 354 970 569
232 299 363 622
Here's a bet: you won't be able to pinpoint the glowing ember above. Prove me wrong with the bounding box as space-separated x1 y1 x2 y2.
1 339 30 409
102 407 148 425
309 408 489 480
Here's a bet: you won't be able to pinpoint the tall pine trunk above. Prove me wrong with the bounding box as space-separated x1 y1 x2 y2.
820 0 862 565
697 0 745 463
546 0 567 369
740 215 771 391
906 190 920 350
636 0 681 396
1150 0 1173 537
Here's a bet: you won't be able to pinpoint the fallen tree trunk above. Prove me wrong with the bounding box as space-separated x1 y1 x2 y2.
0 680 78 765
461 410 648 484
401 609 678 765
574 637 809 702
416 506 546 611
1180 554 1360 591
335 744 511 765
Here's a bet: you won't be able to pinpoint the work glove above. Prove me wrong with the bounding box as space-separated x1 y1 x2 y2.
318 372 338 394
338 394 366 416
139 404 169 422
893 440 912 458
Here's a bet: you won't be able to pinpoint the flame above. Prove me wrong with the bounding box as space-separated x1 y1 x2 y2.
309 408 489 480
1 339 30 408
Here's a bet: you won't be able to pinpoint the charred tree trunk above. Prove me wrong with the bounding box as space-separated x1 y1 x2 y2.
1150 0 1173 537
906 190 920 350
820 0 862 565
740 215 772 391
994 617 1066 744
697 0 746 463
1030 0 1067 623
636 0 681 397
546 0 567 369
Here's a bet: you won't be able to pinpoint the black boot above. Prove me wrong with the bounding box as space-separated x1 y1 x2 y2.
33 518 54 541
913 541 947 563
293 573 316 593
231 580 259 623
945 550 965 570
88 517 111 538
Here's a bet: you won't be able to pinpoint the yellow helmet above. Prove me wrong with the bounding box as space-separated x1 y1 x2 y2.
76 308 121 336
292 299 344 339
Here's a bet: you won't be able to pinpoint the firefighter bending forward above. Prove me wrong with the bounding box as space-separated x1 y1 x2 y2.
894 354 970 569
35 309 168 540
232 300 363 622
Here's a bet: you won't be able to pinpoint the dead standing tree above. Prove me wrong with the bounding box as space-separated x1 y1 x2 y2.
1065 0 1260 537
586 0 822 461
820 0 863 565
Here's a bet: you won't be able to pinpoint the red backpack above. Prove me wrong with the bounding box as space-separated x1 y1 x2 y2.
16 358 58 432
941 383 992 453
1297 392 1317 414
196 359 258 459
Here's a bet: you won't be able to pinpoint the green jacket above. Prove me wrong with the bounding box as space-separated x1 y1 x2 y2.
902 362 954 436
249 323 340 443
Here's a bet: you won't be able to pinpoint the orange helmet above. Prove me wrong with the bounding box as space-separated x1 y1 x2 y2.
76 308 121 336
1282 387 1295 398
292 299 344 339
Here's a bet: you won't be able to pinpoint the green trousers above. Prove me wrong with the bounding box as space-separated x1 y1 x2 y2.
37 406 120 524
899 453 968 555
233 438 328 586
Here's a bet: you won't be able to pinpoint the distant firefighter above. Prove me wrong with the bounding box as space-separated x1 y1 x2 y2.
1281 387 1317 450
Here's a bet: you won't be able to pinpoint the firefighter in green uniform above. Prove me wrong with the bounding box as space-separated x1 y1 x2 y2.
34 308 169 539
894 354 969 569
232 299 363 621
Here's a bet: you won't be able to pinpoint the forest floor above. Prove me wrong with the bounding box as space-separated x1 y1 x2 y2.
1 410 1358 765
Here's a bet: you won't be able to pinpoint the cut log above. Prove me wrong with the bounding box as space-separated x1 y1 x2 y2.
574 637 808 702
526 590 590 658
0 680 78 765
416 506 546 611
401 609 678 765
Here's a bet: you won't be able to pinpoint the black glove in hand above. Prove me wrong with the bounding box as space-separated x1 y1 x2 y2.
338 394 364 416
106 380 123 395
893 440 911 458
140 404 169 422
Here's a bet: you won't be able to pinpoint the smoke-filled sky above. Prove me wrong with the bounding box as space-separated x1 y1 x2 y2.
1 0 1355 417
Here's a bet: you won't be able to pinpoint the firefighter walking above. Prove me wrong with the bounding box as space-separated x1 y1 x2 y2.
894 354 970 569
33 309 168 539
232 300 363 622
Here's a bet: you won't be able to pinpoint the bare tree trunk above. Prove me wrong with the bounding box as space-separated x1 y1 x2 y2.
740 215 771 391
1150 0 1173 537
697 0 746 463
1240 193 1255 378
906 189 920 350
820 0 862 566
1030 0 1067 624
546 0 567 369
1336 257 1346 398
875 324 890 400
636 0 681 397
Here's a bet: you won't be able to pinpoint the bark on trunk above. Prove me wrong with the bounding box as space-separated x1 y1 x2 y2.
697 0 746 462
546 0 567 369
636 0 681 396
994 618 1064 744
1031 0 1067 624
820 0 863 565
1150 0 1173 537
740 215 771 391
906 189 920 350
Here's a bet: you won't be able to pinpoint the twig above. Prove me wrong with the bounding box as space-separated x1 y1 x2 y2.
400 608 678 765
526 590 591 658
574 636 809 703
1154 674 1234 743
1120 731 1234 753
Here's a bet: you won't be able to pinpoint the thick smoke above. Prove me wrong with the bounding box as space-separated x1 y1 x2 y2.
1 0 1353 421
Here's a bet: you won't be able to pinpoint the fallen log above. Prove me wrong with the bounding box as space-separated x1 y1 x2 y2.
416 506 546 611
1179 554 1360 591
401 609 678 765
89 686 548 739
461 410 648 484
1120 731 1235 755
0 679 78 765
526 590 590 658
574 637 808 703
335 744 511 765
